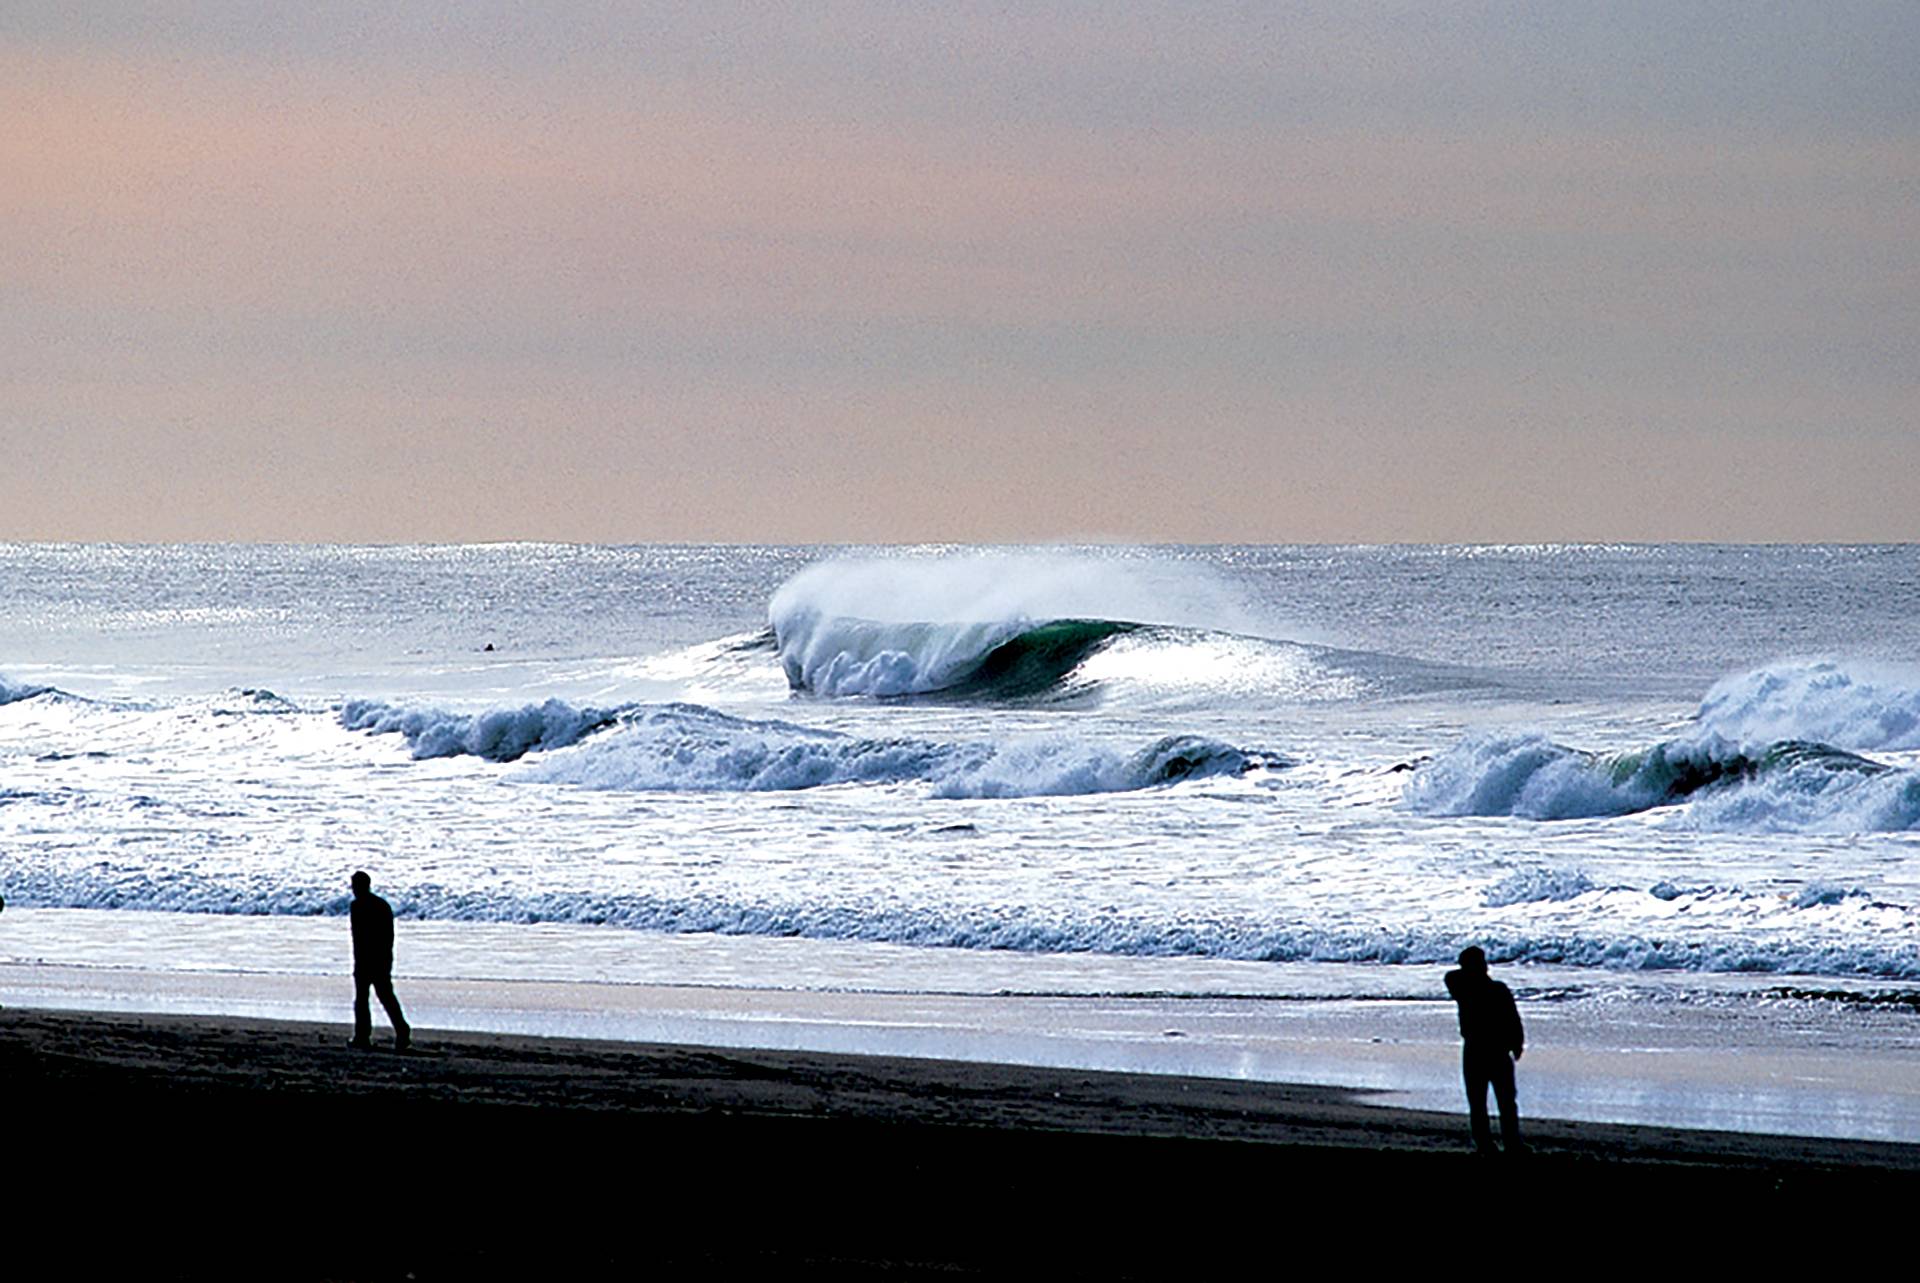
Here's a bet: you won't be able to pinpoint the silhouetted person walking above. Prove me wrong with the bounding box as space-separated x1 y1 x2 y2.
1445 946 1523 1154
349 871 411 1051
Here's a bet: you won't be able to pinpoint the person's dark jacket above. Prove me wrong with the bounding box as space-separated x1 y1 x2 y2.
351 891 396 977
1444 968 1524 1057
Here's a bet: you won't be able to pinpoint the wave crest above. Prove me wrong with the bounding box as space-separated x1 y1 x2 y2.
519 704 1276 797
0 674 52 705
1407 729 1915 832
343 697 1278 797
768 554 1259 699
341 698 621 762
774 611 1137 698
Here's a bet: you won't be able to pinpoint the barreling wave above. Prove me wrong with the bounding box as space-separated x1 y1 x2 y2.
344 697 1280 797
764 559 1489 704
767 552 1273 700
773 611 1141 698
1407 730 1918 832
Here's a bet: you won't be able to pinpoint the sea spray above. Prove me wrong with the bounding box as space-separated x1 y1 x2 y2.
1697 659 1920 751
770 553 1255 636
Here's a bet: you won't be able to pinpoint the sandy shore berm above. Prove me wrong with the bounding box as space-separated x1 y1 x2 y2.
9 1007 1918 1277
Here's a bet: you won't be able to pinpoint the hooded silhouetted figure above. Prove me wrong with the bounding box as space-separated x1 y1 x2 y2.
1444 946 1523 1154
349 871 411 1051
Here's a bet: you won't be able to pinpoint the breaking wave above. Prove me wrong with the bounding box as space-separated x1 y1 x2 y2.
767 553 1255 699
1408 731 1919 832
773 613 1141 698
1410 659 1920 833
521 705 1274 798
344 698 1280 797
341 698 622 762
763 555 1489 704
0 675 52 705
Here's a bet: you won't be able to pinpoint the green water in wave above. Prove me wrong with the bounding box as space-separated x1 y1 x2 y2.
944 619 1144 700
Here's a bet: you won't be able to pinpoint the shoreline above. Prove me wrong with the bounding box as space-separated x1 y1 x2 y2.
9 1006 1920 1276
13 940 1920 1145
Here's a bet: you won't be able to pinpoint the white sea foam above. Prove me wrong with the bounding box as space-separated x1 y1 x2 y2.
10 864 1920 980
1482 868 1598 906
511 702 1269 797
199 688 303 715
1680 755 1920 834
341 698 620 762
1697 659 1920 751
1072 631 1369 704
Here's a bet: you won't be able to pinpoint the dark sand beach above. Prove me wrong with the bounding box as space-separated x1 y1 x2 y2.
8 1007 1919 1277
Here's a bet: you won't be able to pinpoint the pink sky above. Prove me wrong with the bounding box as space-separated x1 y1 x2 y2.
4 5 1916 541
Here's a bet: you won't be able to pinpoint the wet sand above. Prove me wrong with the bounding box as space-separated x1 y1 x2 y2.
7 1006 1919 1278
16 923 1920 1146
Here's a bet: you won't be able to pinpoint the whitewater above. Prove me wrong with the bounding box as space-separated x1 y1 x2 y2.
5 543 1920 1006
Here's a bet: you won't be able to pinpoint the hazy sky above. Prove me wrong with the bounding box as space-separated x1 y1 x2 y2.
5 3 1916 542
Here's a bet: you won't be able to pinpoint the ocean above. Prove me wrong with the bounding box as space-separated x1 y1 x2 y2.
5 541 1920 978
5 542 1920 1130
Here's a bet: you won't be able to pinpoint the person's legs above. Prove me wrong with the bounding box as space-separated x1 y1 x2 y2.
1462 1049 1495 1152
372 975 410 1048
352 975 373 1046
1490 1053 1523 1152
